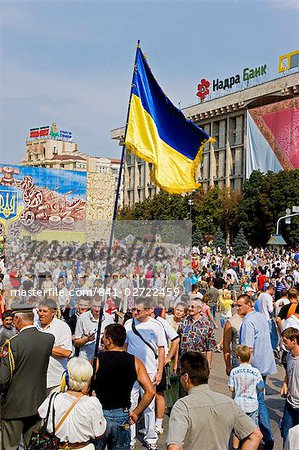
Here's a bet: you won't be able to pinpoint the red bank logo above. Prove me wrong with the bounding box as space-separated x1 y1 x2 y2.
196 79 210 102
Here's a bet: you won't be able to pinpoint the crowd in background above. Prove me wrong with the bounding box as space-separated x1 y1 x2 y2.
0 236 299 449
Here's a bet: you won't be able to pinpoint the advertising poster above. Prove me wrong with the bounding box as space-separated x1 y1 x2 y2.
0 164 87 240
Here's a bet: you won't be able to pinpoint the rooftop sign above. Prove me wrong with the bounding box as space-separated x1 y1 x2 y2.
196 63 268 102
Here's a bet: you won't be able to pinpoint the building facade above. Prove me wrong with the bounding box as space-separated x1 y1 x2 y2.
112 72 299 206
21 122 123 206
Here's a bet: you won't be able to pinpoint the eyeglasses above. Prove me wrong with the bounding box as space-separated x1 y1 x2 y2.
236 304 244 308
132 308 146 313
189 305 200 310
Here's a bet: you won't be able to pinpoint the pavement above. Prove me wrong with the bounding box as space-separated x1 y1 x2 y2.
136 320 285 450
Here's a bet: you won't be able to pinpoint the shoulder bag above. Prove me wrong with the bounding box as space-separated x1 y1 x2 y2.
131 319 158 359
27 393 84 450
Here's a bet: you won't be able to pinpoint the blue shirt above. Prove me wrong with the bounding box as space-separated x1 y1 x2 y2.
239 311 277 376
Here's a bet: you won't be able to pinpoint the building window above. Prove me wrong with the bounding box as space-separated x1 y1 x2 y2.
231 116 244 145
212 122 219 149
128 167 134 189
203 153 209 180
232 147 243 176
218 150 225 178
218 120 226 149
203 123 210 135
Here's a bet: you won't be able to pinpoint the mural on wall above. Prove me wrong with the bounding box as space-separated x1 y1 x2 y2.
0 164 86 236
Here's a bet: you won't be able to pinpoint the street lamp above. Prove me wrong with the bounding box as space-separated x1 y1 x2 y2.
188 199 194 220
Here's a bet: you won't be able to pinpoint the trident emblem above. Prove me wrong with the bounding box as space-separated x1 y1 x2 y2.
0 189 18 220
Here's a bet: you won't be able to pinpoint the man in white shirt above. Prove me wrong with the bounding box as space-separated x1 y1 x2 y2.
125 297 166 450
256 284 275 321
37 298 72 394
226 266 239 284
74 295 114 360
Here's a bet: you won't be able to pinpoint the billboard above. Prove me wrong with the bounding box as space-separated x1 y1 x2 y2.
246 98 299 177
0 164 86 237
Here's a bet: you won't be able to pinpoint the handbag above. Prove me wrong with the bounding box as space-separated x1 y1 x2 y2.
27 392 60 450
27 393 84 450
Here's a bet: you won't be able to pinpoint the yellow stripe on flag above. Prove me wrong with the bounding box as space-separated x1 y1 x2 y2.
125 94 204 194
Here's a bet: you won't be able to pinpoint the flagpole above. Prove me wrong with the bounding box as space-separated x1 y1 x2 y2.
92 40 141 367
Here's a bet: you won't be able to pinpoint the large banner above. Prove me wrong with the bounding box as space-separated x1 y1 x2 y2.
0 164 86 237
246 97 299 177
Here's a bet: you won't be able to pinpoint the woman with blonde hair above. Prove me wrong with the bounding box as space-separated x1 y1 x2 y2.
38 357 106 449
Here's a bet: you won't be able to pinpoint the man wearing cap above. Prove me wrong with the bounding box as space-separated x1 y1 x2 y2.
0 303 54 449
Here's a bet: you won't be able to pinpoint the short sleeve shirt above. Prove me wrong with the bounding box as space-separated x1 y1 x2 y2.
239 311 277 377
125 318 166 374
228 363 263 413
167 384 256 450
37 318 72 388
38 393 106 441
178 316 216 355
74 311 114 360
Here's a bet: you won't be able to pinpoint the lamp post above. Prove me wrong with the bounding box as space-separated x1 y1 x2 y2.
188 199 194 221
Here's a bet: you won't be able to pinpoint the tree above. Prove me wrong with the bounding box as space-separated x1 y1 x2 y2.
239 170 299 246
216 188 242 245
212 227 226 252
233 228 249 256
192 226 203 247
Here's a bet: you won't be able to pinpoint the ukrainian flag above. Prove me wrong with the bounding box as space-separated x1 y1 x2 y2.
125 45 212 194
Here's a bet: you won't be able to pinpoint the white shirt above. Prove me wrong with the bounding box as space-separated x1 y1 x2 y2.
226 268 239 284
284 424 299 450
125 317 166 374
37 317 72 388
74 310 114 360
284 315 299 331
38 393 106 442
256 292 273 321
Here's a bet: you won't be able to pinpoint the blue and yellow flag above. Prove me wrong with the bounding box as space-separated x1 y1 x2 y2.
125 45 212 194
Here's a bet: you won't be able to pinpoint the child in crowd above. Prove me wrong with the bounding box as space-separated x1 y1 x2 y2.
228 345 264 450
214 286 233 352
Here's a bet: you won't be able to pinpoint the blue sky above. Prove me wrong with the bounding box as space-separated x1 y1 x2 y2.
1 0 298 164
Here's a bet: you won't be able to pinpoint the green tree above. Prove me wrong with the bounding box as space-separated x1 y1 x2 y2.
213 227 226 252
239 170 299 246
233 228 249 256
192 226 203 247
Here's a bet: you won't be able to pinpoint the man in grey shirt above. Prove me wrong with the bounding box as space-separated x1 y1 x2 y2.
281 327 299 444
167 351 262 450
205 279 219 320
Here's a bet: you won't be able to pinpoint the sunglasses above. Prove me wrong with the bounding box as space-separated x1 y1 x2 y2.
132 307 149 313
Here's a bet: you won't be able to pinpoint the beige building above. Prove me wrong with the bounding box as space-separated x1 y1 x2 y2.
21 122 123 207
112 72 299 206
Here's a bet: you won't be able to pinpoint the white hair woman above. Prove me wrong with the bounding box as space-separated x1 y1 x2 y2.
38 357 106 449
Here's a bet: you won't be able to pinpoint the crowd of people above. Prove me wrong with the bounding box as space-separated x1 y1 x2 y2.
0 236 299 450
